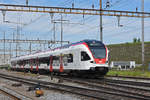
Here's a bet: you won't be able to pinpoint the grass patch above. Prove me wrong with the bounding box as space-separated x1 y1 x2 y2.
107 42 150 67
108 41 150 46
107 70 150 78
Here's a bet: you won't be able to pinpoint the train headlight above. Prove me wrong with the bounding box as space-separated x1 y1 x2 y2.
90 61 94 63
105 61 108 64
90 61 96 64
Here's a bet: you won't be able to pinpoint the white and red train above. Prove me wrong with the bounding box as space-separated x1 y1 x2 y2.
10 40 109 77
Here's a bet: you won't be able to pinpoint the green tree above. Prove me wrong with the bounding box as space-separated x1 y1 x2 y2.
133 38 137 43
137 38 140 42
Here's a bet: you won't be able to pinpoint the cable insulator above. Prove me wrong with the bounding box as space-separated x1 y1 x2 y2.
72 3 74 8
106 1 110 8
136 7 138 12
92 4 94 9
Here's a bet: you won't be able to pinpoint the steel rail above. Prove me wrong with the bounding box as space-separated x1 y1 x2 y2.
0 73 107 100
85 78 150 92
60 77 150 99
87 78 150 92
0 73 149 100
0 89 21 100
103 81 150 92
104 78 150 87
106 75 150 80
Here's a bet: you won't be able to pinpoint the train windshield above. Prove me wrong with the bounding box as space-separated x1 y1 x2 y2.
90 47 106 58
86 41 106 59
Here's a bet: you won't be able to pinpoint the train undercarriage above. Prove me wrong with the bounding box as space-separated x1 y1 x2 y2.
11 67 109 78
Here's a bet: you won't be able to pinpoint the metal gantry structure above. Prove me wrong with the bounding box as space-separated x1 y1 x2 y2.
0 39 69 44
0 4 149 18
0 0 148 66
0 38 69 58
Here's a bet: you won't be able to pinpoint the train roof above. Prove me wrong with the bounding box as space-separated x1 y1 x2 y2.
63 39 103 47
11 39 104 61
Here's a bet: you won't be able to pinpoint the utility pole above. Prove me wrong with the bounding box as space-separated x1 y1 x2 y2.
9 43 11 59
13 32 15 41
141 0 145 68
53 22 56 42
26 0 28 6
16 26 19 57
44 44 45 50
1 10 6 22
100 0 103 42
29 43 32 54
61 14 63 47
3 31 5 64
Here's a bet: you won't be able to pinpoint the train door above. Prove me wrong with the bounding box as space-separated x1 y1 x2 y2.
64 51 77 69
72 49 80 69
52 56 60 70
79 50 91 69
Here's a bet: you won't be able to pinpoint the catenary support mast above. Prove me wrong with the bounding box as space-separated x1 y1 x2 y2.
141 0 145 67
100 0 103 42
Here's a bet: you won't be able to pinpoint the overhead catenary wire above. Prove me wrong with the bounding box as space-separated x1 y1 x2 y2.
59 0 144 40
0 0 149 44
105 19 150 38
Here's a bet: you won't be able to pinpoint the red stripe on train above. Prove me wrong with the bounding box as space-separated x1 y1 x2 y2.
36 58 39 71
31 65 33 71
59 56 63 72
49 56 53 72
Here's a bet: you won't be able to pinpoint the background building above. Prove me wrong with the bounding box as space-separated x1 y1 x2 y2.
110 61 136 70
0 54 11 66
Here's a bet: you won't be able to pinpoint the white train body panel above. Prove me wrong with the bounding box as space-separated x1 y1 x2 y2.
11 40 109 76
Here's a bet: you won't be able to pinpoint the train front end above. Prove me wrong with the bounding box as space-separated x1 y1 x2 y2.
84 40 109 76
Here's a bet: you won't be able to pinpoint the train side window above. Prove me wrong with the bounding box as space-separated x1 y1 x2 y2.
26 60 29 64
18 60 23 65
53 56 59 61
81 51 91 61
63 55 68 66
33 59 37 66
39 57 49 65
53 56 60 66
67 54 73 63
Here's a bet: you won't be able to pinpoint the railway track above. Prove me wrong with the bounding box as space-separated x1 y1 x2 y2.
106 75 150 80
87 77 150 93
57 76 150 100
102 78 150 87
0 88 21 100
95 79 150 92
0 85 32 100
0 73 149 100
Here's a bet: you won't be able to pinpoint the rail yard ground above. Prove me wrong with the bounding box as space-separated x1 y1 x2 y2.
0 0 150 99
0 69 150 100
0 69 91 100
